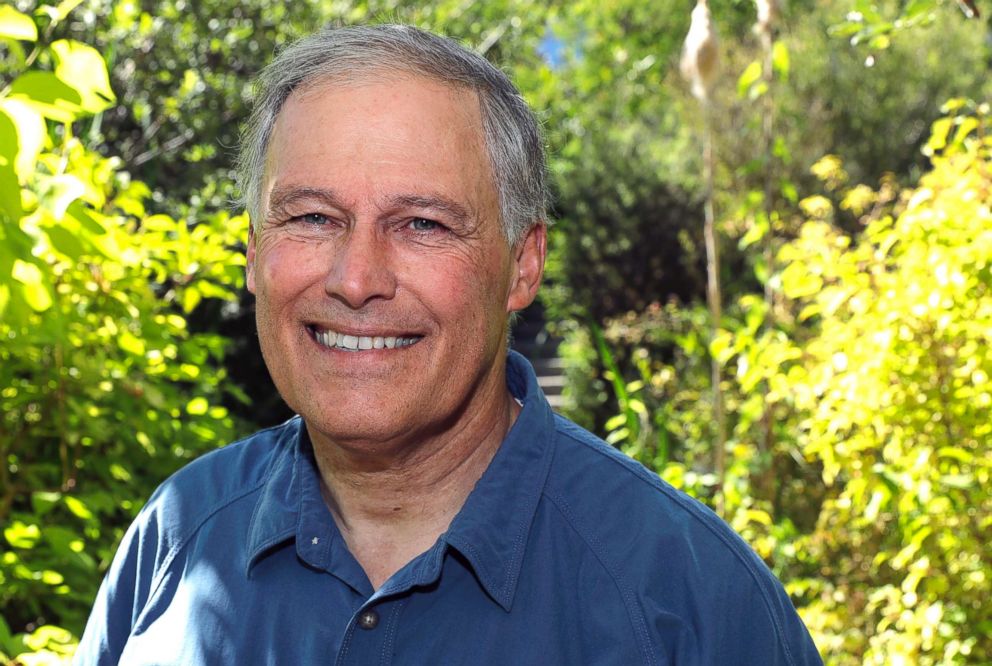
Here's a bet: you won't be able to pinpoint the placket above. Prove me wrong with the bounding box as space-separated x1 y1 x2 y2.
334 597 406 666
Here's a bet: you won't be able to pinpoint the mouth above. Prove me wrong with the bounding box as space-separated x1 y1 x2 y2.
307 325 423 352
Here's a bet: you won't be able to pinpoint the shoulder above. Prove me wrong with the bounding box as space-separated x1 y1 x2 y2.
542 415 821 665
544 415 735 556
74 419 303 663
148 417 299 509
137 417 300 545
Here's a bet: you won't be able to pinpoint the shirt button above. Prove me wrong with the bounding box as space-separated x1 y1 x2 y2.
357 609 379 630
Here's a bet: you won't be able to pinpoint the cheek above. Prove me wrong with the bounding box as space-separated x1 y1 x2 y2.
423 257 511 333
255 241 325 301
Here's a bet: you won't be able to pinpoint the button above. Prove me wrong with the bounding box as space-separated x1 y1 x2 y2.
357 609 379 630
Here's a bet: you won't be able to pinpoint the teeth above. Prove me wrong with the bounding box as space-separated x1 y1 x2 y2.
312 328 419 352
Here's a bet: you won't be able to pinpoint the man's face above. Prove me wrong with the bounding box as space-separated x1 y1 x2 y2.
247 74 543 451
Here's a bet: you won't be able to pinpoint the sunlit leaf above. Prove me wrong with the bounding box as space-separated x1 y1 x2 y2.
1 100 47 181
0 6 37 41
63 496 93 521
186 397 210 416
37 0 85 22
4 522 41 549
7 71 83 123
737 60 763 99
51 39 117 114
772 42 789 79
11 259 52 312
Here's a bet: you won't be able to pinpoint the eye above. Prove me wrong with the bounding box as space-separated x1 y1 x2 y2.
293 213 329 226
408 217 442 232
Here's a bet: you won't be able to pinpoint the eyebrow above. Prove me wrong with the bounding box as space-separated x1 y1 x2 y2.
385 194 472 225
266 186 474 225
265 186 344 218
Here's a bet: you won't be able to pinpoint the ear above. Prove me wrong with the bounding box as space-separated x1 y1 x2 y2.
506 222 547 313
246 225 258 294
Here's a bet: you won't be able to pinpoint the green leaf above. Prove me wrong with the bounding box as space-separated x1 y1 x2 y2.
0 110 23 222
4 521 41 548
7 71 83 123
51 39 117 114
186 396 209 415
37 0 85 22
64 495 94 521
737 60 763 99
780 262 823 299
1 100 47 181
45 224 87 260
32 490 63 516
772 41 789 78
0 160 22 222
11 259 53 312
0 6 38 42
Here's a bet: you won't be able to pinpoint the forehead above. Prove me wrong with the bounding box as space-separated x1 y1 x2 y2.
271 74 486 167
261 73 497 216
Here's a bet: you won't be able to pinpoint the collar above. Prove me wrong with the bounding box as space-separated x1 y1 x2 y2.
439 350 557 611
244 351 558 611
244 418 306 575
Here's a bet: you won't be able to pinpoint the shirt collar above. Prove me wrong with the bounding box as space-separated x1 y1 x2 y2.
244 351 558 612
244 418 305 575
441 350 557 612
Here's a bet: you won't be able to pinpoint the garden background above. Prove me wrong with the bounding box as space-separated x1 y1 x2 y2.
1 0 990 663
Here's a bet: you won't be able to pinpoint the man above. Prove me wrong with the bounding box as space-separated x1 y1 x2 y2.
76 24 822 664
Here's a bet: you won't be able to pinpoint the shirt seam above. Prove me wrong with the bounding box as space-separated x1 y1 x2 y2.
134 479 267 631
553 423 800 665
379 599 404 665
543 489 658 666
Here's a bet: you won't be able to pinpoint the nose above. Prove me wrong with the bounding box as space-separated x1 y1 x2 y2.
323 224 397 309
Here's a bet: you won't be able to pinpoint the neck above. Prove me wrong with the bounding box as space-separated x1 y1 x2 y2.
309 385 520 589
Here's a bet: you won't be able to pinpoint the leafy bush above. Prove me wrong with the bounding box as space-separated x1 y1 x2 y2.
611 105 992 663
0 7 246 661
761 103 992 664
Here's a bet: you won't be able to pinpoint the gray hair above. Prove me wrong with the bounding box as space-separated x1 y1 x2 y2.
237 24 548 245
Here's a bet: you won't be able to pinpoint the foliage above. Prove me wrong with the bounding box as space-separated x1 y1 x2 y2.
763 104 992 664
614 106 992 663
0 6 247 661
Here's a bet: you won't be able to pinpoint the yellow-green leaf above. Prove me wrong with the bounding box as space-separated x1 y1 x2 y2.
772 41 789 78
7 71 83 123
43 174 87 221
11 259 52 312
4 521 41 549
0 100 46 181
36 0 85 22
0 6 37 42
118 329 146 356
186 397 209 415
51 39 116 114
737 60 763 99
781 262 823 299
63 495 93 520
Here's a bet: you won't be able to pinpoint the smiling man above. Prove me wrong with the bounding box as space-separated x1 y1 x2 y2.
76 25 822 665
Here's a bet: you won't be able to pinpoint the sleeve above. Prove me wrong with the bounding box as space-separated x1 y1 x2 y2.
73 498 169 665
652 541 825 666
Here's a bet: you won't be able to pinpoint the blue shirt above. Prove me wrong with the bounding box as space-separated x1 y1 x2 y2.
76 351 822 665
